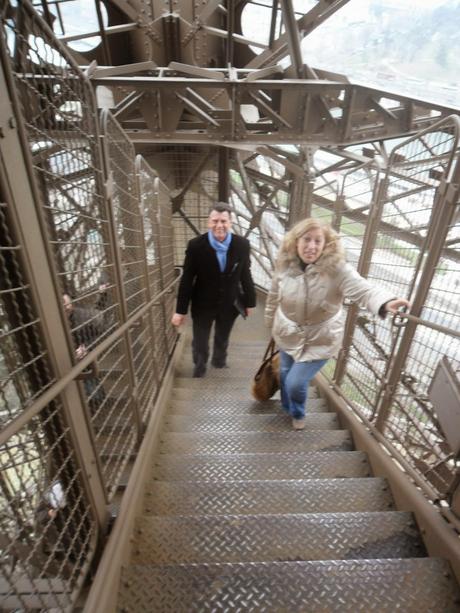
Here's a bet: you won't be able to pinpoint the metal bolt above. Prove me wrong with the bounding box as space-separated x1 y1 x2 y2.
8 117 16 129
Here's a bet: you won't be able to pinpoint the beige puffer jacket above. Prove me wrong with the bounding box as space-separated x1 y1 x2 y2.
265 252 395 362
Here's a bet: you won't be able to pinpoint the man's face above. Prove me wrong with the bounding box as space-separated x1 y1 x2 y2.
208 210 232 242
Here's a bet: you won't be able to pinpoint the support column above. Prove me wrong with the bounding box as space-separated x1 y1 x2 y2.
287 146 315 227
218 146 229 203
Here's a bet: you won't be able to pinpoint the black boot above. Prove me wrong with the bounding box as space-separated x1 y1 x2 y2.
193 364 206 378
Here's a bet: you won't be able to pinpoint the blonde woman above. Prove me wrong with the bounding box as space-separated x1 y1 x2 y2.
265 218 410 430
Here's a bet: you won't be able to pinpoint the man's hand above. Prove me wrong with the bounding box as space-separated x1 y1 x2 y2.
171 313 186 327
384 298 411 314
245 308 253 317
75 344 88 360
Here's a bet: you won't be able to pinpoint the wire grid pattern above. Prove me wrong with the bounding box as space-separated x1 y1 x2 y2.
155 174 178 357
101 114 157 427
339 163 380 267
230 153 290 289
169 148 219 265
0 181 96 610
3 3 140 503
101 112 148 318
335 121 460 496
377 127 460 494
0 200 55 426
1 4 101 608
1 400 97 611
372 129 460 495
3 3 112 302
136 156 169 390
332 164 392 410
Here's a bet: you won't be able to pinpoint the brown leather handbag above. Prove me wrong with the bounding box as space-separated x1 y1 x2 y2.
251 338 280 401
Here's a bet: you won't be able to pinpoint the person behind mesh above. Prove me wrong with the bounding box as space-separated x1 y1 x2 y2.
95 271 116 335
62 292 106 409
265 217 411 430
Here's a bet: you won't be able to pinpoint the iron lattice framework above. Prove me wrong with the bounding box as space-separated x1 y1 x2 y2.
0 0 460 610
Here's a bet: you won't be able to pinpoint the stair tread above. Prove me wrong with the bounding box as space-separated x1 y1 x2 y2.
168 396 329 414
117 333 460 608
159 430 353 454
172 388 281 402
173 377 320 396
143 477 394 515
118 558 460 613
162 412 339 433
151 451 371 481
132 511 425 564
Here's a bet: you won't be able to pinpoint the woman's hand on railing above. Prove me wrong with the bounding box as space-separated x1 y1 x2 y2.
384 298 411 314
171 313 186 327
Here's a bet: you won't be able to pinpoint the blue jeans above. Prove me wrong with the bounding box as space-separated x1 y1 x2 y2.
280 351 327 419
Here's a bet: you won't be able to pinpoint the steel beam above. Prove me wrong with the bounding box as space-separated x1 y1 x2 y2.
90 73 459 146
246 0 352 69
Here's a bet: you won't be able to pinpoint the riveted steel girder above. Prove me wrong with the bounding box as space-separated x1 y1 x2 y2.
92 71 460 146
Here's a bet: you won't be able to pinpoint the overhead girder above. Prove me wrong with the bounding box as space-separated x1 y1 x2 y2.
45 1 458 148
32 0 460 265
91 70 458 146
99 0 353 71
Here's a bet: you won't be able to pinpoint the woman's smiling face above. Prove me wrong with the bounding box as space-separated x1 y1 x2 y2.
296 228 326 264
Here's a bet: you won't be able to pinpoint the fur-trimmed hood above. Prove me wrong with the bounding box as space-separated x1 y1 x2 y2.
276 232 346 273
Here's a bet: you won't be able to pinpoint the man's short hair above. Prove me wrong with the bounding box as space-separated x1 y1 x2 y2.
209 202 233 216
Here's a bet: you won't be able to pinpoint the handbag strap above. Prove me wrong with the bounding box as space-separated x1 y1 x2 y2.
255 339 279 379
262 338 277 361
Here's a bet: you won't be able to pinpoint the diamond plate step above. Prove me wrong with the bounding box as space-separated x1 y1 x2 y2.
131 511 426 564
175 362 265 374
150 451 372 482
162 412 339 433
174 375 254 384
171 387 320 403
176 342 276 359
143 478 394 516
175 363 271 377
174 377 320 396
159 430 353 455
169 396 329 414
118 558 460 613
172 387 280 402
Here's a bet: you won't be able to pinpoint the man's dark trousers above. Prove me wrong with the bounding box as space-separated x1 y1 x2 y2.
192 307 238 373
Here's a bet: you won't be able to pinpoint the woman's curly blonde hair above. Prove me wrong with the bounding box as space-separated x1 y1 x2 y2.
276 217 344 271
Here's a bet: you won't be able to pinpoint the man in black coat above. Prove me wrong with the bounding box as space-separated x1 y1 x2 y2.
171 203 256 377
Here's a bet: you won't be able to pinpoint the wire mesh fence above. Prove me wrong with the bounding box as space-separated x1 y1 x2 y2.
1 2 177 609
329 117 460 496
1 401 97 611
136 156 171 390
0 177 97 610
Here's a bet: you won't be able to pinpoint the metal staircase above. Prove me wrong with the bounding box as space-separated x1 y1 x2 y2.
116 323 460 612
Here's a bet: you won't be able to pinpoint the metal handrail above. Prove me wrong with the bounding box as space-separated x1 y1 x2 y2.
0 272 181 448
394 311 460 339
